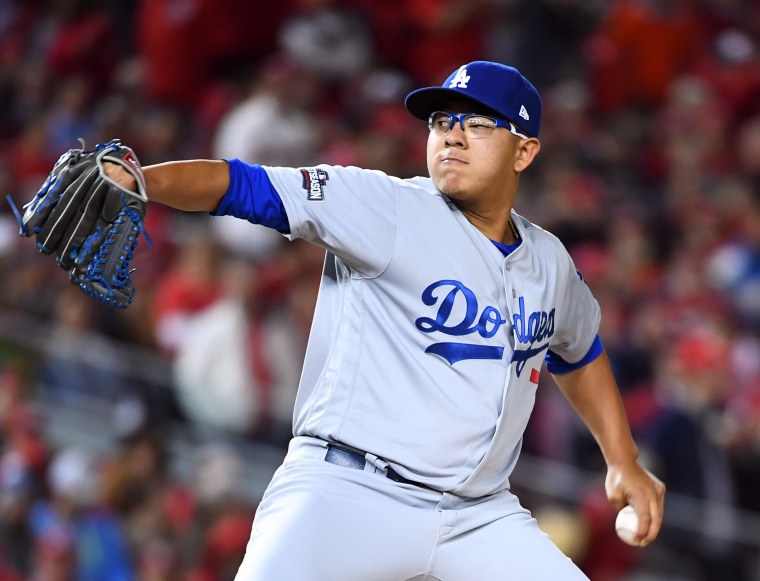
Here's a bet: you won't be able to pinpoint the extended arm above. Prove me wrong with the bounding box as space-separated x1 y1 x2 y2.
107 159 231 212
552 350 666 546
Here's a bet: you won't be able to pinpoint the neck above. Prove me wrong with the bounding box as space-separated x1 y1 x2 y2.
460 206 518 244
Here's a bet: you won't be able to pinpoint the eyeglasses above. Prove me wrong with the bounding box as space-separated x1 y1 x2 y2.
428 111 528 139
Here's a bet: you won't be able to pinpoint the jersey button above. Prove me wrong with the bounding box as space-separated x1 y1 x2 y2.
505 263 512 271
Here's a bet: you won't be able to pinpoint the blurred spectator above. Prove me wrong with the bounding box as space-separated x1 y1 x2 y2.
528 154 609 249
9 118 55 199
403 0 490 84
690 28 760 128
151 225 223 356
45 75 95 153
280 0 373 81
137 537 180 581
184 442 256 580
489 0 602 89
346 0 407 71
705 192 760 327
355 104 424 176
576 487 641 581
209 215 285 264
643 326 749 579
43 0 119 97
38 286 128 407
212 54 321 166
99 424 202 578
131 106 192 166
0 2 39 134
0 366 46 576
186 509 254 581
588 0 705 114
28 446 133 580
137 0 288 110
657 75 730 188
172 259 262 435
173 253 307 441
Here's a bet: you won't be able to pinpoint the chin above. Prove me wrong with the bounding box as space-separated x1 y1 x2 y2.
439 181 470 200
433 175 465 198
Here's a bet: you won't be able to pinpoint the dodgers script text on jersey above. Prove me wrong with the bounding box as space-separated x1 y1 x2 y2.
414 280 555 373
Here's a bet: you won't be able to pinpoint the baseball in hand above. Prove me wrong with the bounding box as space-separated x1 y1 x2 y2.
615 505 642 546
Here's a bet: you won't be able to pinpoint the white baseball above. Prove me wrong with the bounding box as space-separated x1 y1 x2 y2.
615 505 642 546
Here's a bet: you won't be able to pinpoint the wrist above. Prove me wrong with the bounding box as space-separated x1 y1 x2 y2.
604 443 639 470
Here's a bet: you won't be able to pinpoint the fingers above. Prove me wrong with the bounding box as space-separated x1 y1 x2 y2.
628 475 666 547
632 501 651 545
642 478 666 545
35 167 100 254
103 161 137 192
55 180 109 269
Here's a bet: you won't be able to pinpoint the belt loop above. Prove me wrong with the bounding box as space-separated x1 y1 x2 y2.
364 452 389 474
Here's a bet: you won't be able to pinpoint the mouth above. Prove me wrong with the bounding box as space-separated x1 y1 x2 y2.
441 156 467 164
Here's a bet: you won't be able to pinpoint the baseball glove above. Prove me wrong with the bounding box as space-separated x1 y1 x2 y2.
8 139 150 308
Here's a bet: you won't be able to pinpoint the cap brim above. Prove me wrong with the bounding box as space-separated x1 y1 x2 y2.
404 87 502 121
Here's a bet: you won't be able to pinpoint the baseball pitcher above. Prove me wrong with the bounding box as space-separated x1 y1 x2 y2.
18 61 665 580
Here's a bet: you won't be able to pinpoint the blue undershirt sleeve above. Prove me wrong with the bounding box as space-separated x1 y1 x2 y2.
211 158 290 233
545 335 604 374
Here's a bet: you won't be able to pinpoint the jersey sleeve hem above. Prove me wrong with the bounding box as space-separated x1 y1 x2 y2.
210 159 291 233
545 335 604 375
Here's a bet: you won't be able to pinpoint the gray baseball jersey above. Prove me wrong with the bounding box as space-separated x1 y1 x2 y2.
219 160 598 580
261 162 600 497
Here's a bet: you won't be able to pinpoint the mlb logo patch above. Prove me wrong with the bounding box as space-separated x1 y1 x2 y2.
300 167 329 201
529 368 540 384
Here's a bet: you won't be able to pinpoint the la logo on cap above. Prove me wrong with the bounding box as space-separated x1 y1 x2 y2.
449 65 471 89
519 105 530 121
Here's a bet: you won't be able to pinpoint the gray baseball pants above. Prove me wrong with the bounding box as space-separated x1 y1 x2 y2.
234 436 589 580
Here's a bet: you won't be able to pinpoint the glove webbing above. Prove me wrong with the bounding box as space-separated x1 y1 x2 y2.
72 204 151 308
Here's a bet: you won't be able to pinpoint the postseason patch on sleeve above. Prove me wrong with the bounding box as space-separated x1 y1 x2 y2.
300 167 329 201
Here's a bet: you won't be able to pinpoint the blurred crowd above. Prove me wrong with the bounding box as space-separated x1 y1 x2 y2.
0 0 759 579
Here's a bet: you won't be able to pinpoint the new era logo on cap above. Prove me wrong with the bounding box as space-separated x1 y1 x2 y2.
404 61 542 138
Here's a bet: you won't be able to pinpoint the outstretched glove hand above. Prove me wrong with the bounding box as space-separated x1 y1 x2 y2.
9 139 149 308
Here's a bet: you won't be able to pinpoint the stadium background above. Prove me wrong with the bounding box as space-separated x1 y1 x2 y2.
1 0 760 579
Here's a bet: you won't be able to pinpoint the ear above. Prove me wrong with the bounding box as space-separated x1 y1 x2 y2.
514 138 541 173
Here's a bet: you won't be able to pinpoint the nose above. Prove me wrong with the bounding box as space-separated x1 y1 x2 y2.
445 123 466 147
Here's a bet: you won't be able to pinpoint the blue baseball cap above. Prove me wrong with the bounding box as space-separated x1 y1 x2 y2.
404 61 542 138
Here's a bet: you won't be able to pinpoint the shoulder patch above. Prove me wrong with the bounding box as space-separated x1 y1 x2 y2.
300 167 329 201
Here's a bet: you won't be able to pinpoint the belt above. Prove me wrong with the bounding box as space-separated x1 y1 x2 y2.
324 443 436 491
